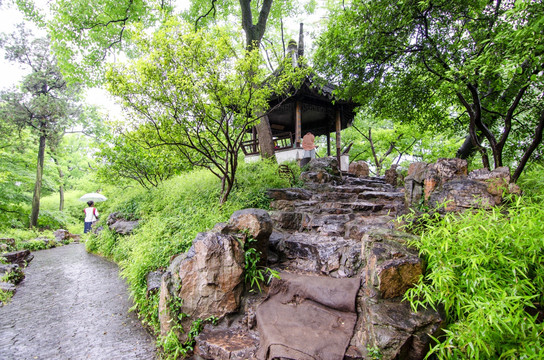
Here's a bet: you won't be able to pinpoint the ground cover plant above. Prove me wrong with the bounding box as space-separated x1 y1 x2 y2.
404 166 544 359
85 160 298 354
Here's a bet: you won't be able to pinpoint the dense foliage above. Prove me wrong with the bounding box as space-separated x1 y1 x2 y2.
316 0 544 180
404 166 544 359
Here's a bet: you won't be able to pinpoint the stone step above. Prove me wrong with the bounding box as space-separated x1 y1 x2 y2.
270 232 363 277
357 190 404 201
194 325 259 360
266 187 313 201
331 184 395 194
342 176 390 186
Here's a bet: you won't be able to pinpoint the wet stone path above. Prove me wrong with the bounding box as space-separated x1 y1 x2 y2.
0 243 157 360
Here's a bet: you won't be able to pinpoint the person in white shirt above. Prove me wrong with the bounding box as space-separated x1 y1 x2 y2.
83 201 99 234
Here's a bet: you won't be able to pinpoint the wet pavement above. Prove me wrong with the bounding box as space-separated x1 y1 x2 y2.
0 243 157 359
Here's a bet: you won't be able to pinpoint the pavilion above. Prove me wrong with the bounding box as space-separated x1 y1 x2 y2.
242 24 359 171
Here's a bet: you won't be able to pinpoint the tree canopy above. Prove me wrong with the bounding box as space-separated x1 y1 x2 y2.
0 26 86 226
105 19 307 202
316 0 544 180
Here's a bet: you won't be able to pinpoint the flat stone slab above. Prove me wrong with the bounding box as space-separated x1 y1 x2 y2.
195 326 259 360
274 233 362 277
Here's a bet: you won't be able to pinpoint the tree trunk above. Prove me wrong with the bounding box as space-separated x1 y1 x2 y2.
30 131 46 228
256 115 275 158
53 156 65 211
512 109 544 183
240 0 275 158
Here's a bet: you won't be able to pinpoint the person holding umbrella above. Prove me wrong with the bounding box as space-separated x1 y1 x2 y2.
83 201 99 233
79 192 107 234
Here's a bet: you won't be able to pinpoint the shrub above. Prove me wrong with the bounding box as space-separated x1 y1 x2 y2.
404 197 544 359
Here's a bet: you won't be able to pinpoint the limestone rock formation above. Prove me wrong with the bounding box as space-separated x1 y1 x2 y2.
158 231 244 342
160 158 447 360
405 159 520 212
224 208 273 265
349 161 370 178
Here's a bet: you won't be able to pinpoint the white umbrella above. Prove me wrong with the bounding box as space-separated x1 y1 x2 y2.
79 193 108 202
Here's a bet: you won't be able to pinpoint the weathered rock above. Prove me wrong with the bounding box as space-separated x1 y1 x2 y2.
195 325 259 360
0 281 16 293
224 208 273 265
349 161 370 178
109 220 139 235
428 179 498 212
269 211 302 230
300 170 335 184
53 229 74 244
266 188 313 201
424 158 468 200
0 264 24 284
344 216 395 241
306 156 341 176
0 238 16 253
406 162 428 182
1 250 33 267
146 270 164 297
274 233 363 277
300 157 342 184
361 230 422 300
468 166 515 196
384 165 399 186
158 232 244 342
356 299 443 360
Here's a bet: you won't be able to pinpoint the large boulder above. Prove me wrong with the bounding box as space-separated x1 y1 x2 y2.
349 161 370 178
223 208 273 265
158 232 244 342
428 179 498 212
424 158 468 200
300 157 342 184
404 162 428 208
1 250 33 267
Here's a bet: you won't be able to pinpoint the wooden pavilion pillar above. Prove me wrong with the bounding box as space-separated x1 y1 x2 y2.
326 131 331 156
295 101 302 147
335 109 341 171
252 127 257 153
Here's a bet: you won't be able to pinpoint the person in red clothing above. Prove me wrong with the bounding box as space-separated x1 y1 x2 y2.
83 201 99 233
302 132 317 159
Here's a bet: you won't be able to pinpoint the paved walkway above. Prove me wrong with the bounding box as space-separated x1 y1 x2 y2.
0 243 157 359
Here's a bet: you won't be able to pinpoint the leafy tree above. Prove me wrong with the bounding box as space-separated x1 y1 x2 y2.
0 127 35 228
105 19 306 203
315 0 544 182
0 26 84 227
96 125 190 190
343 114 463 175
